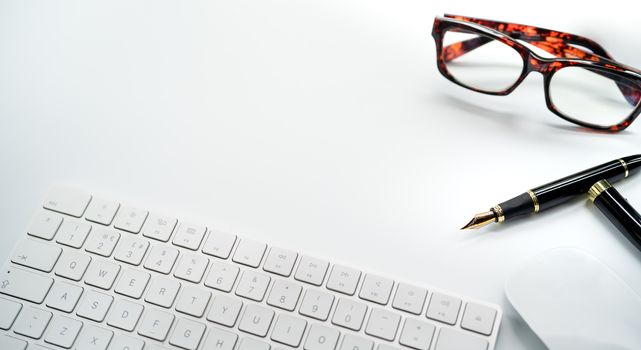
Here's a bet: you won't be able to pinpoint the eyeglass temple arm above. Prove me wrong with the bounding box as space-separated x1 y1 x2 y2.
442 15 641 106
444 14 612 58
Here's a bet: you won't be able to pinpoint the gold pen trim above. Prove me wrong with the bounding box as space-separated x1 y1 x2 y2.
527 190 540 213
588 180 612 202
619 159 629 178
493 205 505 223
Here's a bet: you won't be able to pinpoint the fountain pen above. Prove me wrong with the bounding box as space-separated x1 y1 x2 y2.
462 155 641 229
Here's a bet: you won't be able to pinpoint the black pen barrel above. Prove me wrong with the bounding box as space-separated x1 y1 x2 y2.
533 159 628 211
495 155 641 222
590 181 641 253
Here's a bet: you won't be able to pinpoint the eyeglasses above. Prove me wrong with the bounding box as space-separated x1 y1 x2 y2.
432 14 641 132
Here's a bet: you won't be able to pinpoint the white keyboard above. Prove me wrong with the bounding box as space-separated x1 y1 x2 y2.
0 186 501 350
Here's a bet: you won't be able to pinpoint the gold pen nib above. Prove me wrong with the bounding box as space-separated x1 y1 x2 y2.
461 211 497 230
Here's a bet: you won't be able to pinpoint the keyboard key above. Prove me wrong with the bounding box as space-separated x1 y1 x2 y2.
56 219 92 248
141 214 177 242
44 315 83 348
145 276 181 308
0 267 53 303
55 250 91 281
271 314 307 347
138 308 175 341
29 345 54 350
75 325 113 350
0 297 22 330
206 294 242 327
332 298 368 331
107 334 145 350
304 324 340 350
327 265 361 295
238 338 270 350
85 198 119 225
107 299 144 331
204 260 239 292
359 274 394 305
113 206 148 233
27 211 63 240
146 345 170 350
85 228 120 257
263 247 298 276
0 335 27 350
232 239 267 268
13 306 52 339
202 229 236 259
267 279 302 311
299 289 335 321
238 304 274 337
172 223 207 250
43 186 91 217
399 318 435 350
169 318 206 350
235 270 270 301
114 235 149 266
295 256 329 286
11 238 61 272
377 345 401 350
434 328 488 350
426 293 461 325
76 290 113 322
393 283 427 315
174 253 209 283
45 281 83 312
84 259 120 290
115 269 150 299
365 308 400 341
340 334 373 350
461 302 497 336
144 245 179 274
175 286 210 318
202 327 238 350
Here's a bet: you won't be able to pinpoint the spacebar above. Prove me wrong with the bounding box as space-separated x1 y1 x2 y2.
0 267 53 304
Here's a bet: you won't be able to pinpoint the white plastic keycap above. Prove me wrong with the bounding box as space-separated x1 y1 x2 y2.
75 324 113 350
0 335 27 350
232 239 266 268
84 198 120 225
434 328 488 350
11 239 61 273
113 206 148 234
13 306 52 339
0 267 53 303
0 298 22 330
45 281 83 313
43 186 91 218
202 230 236 259
27 211 63 240
141 214 177 242
44 315 83 348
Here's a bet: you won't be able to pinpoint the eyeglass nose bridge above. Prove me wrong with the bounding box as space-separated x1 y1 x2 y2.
526 55 563 75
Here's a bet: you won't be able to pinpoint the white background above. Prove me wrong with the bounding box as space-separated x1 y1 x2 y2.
1 1 641 349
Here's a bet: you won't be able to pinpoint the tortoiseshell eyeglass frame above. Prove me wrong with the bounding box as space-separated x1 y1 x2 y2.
432 14 641 132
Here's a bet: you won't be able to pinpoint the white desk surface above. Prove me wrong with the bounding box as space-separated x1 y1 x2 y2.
1 1 641 349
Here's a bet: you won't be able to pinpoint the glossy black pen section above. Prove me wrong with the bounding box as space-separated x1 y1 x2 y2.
589 180 641 253
462 155 641 230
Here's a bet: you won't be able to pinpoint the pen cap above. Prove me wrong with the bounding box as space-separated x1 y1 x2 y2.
588 180 641 253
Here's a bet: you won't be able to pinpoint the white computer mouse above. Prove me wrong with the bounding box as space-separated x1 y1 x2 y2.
505 247 641 350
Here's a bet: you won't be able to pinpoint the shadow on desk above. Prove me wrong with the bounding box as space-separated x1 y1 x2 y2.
432 94 636 136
